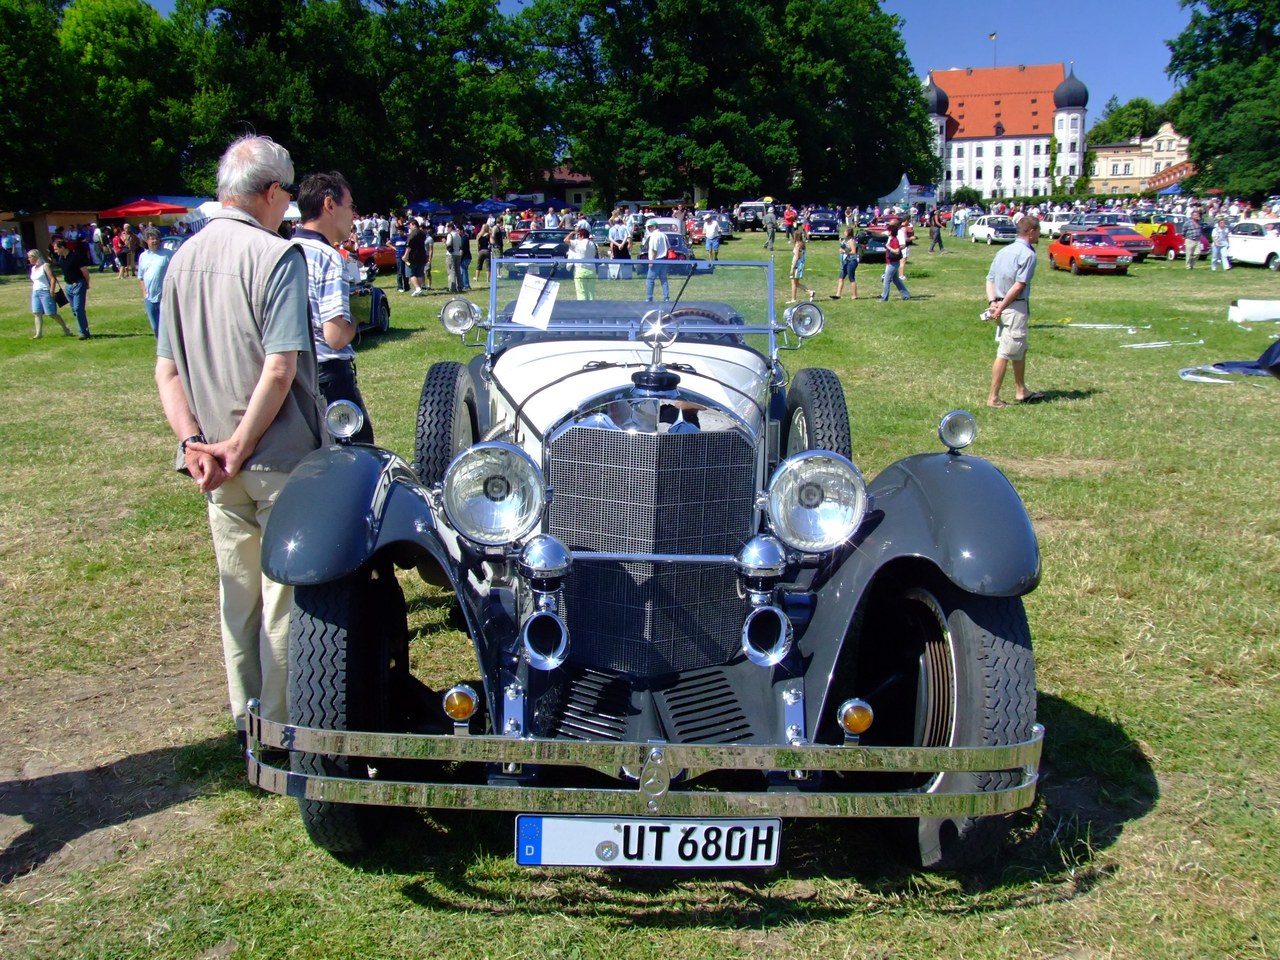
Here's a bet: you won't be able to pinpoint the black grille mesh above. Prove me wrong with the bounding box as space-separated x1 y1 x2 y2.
547 426 755 674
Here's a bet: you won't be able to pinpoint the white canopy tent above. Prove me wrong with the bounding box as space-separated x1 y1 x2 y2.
179 200 300 235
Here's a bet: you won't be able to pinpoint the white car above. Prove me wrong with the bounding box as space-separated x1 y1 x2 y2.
1225 218 1280 270
252 253 1044 871
1039 213 1074 238
969 215 1018 244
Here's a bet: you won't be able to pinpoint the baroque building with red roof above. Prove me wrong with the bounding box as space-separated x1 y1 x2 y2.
925 63 1089 200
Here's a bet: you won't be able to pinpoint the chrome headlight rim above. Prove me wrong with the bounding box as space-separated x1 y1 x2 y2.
938 410 977 453
324 399 365 442
439 297 482 335
442 441 546 547
765 450 868 553
783 301 825 338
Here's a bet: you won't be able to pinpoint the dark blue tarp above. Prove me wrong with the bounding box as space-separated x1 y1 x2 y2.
408 199 450 214
1213 338 1280 379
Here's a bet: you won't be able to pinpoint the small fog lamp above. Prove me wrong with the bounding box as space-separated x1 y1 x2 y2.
440 297 482 335
324 400 365 442
837 698 874 736
784 301 825 338
938 410 977 452
442 683 478 721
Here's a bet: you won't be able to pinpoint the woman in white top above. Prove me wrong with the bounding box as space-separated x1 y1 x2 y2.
565 226 598 300
26 249 72 339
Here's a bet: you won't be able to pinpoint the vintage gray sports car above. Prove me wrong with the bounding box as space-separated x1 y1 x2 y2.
249 256 1043 871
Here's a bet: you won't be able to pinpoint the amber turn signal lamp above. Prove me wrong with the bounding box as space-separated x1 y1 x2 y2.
443 684 479 721
837 699 874 737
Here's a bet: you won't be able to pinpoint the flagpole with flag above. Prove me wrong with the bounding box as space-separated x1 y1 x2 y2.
989 32 997 68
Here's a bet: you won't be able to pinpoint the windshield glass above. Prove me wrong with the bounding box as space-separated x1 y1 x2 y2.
484 258 782 354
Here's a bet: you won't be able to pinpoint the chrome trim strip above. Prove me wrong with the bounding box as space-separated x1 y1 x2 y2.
247 706 1042 775
569 551 739 564
245 754 1039 819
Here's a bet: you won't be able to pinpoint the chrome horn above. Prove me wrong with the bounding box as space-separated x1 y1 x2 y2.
521 608 569 671
741 604 794 668
518 535 573 671
735 535 793 667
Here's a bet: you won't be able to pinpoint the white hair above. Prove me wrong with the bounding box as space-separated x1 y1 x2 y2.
216 135 294 205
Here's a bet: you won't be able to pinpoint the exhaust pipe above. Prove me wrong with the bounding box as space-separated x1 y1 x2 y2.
521 609 569 671
741 605 793 668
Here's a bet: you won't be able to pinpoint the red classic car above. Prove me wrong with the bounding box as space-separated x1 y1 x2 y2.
1148 222 1205 261
343 241 397 272
865 217 915 242
1047 232 1134 274
506 219 536 244
1095 225 1155 263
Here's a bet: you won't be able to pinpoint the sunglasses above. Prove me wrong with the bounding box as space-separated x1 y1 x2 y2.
276 181 298 200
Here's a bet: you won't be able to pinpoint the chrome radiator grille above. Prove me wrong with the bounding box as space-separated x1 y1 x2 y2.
547 425 756 674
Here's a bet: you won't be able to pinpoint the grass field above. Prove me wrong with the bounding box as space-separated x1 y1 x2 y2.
1 232 1278 959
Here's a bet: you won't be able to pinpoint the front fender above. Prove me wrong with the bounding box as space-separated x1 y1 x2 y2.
798 451 1039 734
862 452 1040 597
262 444 452 586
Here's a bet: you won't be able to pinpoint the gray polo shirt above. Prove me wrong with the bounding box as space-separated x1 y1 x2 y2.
157 208 321 474
986 237 1038 313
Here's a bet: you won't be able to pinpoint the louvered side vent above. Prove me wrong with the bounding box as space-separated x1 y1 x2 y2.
660 669 755 743
544 667 631 741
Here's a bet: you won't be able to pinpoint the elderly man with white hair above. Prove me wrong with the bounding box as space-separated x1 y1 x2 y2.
154 134 324 747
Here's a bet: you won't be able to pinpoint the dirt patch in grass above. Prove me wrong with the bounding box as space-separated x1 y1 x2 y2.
0 641 226 903
1000 456 1133 479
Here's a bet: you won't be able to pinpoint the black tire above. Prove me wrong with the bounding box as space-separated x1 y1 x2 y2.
1268 253 1280 271
1070 259 1081 275
364 258 377 273
289 563 410 854
1166 248 1177 262
854 584 1036 870
411 361 476 485
782 368 852 459
1049 256 1059 271
986 235 993 245
378 296 391 333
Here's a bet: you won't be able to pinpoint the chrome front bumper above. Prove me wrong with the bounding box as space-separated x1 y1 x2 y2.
245 701 1043 819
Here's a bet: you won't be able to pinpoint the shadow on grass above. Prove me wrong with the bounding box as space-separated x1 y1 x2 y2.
0 733 241 885
343 692 1157 922
1029 388 1099 404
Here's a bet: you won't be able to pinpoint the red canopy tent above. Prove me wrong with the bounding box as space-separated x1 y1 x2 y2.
97 199 191 219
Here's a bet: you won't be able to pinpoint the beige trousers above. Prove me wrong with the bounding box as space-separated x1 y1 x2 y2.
206 469 293 730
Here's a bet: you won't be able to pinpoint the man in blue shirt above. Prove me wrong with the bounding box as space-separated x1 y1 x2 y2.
983 216 1044 407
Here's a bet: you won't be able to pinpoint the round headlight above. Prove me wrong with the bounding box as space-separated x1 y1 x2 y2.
766 451 868 552
440 297 481 335
442 441 546 546
783 302 825 338
938 410 977 452
324 400 365 441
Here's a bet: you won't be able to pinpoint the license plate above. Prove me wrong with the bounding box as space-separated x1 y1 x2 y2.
516 815 781 868
1098 263 1115 269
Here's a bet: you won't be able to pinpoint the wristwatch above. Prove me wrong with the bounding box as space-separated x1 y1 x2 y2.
180 433 206 455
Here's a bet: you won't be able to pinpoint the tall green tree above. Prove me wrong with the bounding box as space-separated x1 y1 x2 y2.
522 0 934 208
58 0 182 205
1086 95 1166 146
378 0 554 204
1167 0 1280 196
0 0 68 210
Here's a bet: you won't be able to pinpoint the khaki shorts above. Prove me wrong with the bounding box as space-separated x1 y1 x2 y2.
996 307 1029 361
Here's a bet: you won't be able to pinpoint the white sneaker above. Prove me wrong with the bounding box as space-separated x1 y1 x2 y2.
411 288 426 297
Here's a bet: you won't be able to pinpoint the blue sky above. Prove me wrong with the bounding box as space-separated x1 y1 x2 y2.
881 0 1189 109
144 0 1189 113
